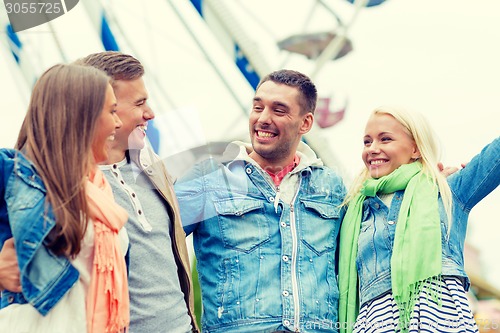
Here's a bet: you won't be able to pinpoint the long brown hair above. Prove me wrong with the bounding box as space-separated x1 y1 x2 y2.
16 64 110 256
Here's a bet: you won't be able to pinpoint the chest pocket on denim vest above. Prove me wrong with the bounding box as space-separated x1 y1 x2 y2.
299 199 340 256
215 197 271 253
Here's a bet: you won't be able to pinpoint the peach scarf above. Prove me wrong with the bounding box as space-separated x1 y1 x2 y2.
85 167 129 333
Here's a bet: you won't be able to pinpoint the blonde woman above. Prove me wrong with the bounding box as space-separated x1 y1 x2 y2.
339 106 499 333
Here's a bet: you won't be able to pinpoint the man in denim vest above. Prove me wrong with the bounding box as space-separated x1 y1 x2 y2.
175 70 347 333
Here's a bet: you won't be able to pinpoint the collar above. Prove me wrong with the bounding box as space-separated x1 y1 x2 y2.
228 141 323 171
265 154 301 186
99 158 128 171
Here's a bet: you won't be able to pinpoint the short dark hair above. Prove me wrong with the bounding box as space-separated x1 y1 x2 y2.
75 51 144 83
256 69 317 115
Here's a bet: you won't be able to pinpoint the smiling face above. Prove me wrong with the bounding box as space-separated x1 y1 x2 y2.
108 77 154 162
362 113 420 178
92 84 122 164
248 81 313 170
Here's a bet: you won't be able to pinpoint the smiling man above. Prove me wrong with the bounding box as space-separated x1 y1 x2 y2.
79 52 199 333
248 76 313 173
109 78 149 151
175 69 347 333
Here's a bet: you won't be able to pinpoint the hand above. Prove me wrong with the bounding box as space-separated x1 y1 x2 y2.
0 238 22 292
438 162 467 177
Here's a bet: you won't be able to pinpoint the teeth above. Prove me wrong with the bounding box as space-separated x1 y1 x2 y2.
137 125 147 133
108 135 115 141
257 131 275 138
370 160 386 165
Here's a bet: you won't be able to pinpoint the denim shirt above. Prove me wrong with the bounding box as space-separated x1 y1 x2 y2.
0 149 79 314
175 142 346 333
356 137 500 305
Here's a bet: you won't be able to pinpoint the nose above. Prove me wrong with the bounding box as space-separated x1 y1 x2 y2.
367 141 380 154
114 113 122 129
143 102 155 120
257 107 272 124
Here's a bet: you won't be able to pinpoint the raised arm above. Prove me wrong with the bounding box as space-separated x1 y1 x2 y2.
448 136 500 209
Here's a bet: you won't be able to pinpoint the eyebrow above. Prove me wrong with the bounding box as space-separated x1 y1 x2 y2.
253 97 289 108
272 101 290 110
364 131 393 138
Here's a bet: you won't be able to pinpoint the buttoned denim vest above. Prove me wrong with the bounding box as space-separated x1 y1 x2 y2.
356 137 500 305
0 149 79 314
175 151 346 333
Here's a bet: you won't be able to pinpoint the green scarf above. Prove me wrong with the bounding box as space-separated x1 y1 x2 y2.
338 162 441 333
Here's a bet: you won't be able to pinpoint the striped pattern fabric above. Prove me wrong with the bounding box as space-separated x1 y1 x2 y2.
353 277 479 333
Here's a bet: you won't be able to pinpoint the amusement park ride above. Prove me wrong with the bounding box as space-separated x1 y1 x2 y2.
2 1 499 321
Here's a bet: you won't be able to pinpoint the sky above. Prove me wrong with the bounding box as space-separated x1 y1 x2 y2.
1 0 499 289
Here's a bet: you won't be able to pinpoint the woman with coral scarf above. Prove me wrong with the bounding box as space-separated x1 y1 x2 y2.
0 63 129 333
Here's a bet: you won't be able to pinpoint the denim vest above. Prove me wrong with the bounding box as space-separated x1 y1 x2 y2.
0 149 79 314
175 143 346 333
356 137 500 305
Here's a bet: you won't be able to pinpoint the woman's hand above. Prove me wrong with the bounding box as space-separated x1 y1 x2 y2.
0 238 22 292
438 162 467 177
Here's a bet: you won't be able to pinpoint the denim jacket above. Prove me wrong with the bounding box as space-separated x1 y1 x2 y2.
356 137 500 305
175 142 346 333
0 149 79 314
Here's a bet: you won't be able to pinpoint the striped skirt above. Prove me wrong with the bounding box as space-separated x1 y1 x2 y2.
353 277 479 333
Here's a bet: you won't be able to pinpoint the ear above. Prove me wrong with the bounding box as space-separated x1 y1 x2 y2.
411 144 421 160
299 112 314 134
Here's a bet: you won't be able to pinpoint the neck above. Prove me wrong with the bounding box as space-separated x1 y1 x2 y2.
249 151 296 174
103 146 127 165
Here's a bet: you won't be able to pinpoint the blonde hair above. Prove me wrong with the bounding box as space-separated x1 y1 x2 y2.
344 106 452 220
16 64 110 256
